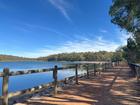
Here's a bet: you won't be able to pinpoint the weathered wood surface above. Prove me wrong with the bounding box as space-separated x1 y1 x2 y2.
2 68 9 105
53 65 58 95
71 61 110 64
0 66 75 77
0 62 110 77
6 75 75 99
8 82 53 98
86 64 89 78
75 64 79 84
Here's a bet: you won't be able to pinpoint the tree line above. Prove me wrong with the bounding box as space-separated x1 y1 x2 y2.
37 51 124 62
0 51 125 62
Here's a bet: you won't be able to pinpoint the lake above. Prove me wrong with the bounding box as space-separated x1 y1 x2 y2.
0 61 86 95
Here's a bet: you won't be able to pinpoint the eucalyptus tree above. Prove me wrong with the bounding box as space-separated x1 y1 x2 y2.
109 0 140 62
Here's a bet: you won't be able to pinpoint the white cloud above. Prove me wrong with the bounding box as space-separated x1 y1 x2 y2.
8 36 120 58
48 0 72 21
100 29 108 33
2 30 131 58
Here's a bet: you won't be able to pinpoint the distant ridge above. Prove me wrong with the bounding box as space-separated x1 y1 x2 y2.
0 54 34 61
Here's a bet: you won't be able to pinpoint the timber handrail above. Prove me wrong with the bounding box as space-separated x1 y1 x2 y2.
129 63 140 82
0 61 113 105
0 66 76 77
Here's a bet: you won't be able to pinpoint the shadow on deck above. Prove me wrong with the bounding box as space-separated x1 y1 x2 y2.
15 67 140 105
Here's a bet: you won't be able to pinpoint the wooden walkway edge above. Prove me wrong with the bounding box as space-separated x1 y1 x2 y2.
15 67 140 105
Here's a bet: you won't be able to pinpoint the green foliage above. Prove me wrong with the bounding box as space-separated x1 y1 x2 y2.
109 0 140 33
37 51 124 62
0 51 125 62
109 0 140 63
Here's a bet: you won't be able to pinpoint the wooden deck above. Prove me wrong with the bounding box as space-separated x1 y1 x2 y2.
15 67 140 105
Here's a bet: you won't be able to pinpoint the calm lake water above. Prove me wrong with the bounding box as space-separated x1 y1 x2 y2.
0 61 86 95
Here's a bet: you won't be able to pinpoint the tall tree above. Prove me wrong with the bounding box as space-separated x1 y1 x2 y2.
109 0 140 33
109 0 140 62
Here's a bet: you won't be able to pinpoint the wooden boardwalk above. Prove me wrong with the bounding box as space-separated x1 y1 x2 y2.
15 67 140 105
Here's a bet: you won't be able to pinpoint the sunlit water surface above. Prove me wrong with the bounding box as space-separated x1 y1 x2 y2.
0 61 86 95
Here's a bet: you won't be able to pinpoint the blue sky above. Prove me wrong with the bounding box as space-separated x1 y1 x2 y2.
0 0 129 58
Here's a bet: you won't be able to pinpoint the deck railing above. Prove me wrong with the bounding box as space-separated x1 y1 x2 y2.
0 61 113 105
129 63 140 82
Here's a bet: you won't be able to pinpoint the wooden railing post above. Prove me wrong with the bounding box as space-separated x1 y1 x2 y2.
103 63 106 71
110 61 112 67
136 66 140 82
64 78 68 84
94 64 96 76
98 63 102 75
118 61 119 66
53 65 58 96
75 64 79 84
86 64 89 78
2 68 9 105
105 63 107 70
107 63 109 69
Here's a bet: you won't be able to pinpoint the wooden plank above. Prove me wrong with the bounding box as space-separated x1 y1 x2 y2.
8 82 53 98
73 61 109 64
86 64 89 78
2 68 9 105
2 63 110 77
9 68 53 76
75 64 78 84
7 73 84 99
57 66 76 70
53 65 58 96
9 66 75 77
135 66 140 82
8 77 74 99
94 64 96 76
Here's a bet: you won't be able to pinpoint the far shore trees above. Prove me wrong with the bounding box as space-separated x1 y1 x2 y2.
37 51 124 62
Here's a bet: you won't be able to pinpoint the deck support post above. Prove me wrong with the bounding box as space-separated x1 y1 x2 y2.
53 65 58 96
86 64 89 78
136 66 140 82
94 64 96 76
75 64 79 84
105 63 107 71
2 68 9 105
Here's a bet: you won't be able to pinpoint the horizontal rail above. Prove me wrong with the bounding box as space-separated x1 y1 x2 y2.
9 68 53 77
8 82 53 98
0 61 113 105
70 61 110 64
8 75 75 98
0 62 110 77
130 63 140 67
129 63 140 82
0 66 76 77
